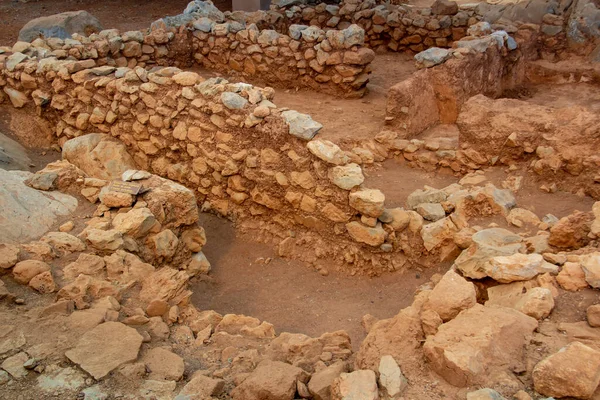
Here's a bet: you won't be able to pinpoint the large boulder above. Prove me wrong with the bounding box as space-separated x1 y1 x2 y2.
18 11 103 42
533 341 600 399
423 304 538 387
62 133 137 180
0 168 78 243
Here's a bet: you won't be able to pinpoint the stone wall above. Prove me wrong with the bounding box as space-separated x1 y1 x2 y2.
190 23 374 97
0 55 429 275
247 0 480 52
3 21 374 98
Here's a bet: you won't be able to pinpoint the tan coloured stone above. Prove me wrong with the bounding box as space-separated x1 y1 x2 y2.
13 260 51 285
533 341 600 399
349 189 385 218
424 269 476 322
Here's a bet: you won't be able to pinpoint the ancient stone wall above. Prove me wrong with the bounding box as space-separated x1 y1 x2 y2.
4 22 373 98
249 0 480 52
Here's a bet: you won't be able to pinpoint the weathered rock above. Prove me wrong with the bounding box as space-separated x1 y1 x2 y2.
587 304 600 328
485 253 558 283
407 187 447 209
346 222 386 247
486 282 554 319
282 110 323 140
1 352 29 379
179 374 225 397
112 207 158 238
62 133 137 180
557 261 589 291
431 0 459 15
424 269 476 322
308 140 349 166
415 202 446 221
455 228 523 279
18 11 103 42
99 190 134 208
0 244 20 269
231 359 308 400
65 322 143 379
215 314 275 338
143 347 184 381
415 47 451 68
29 271 56 293
423 304 537 387
308 361 347 400
3 88 29 108
41 232 86 255
548 211 593 249
0 169 78 243
141 175 199 228
349 189 385 218
328 163 364 190
580 252 600 288
331 369 378 400
85 229 124 251
13 260 51 285
533 341 600 399
378 355 407 398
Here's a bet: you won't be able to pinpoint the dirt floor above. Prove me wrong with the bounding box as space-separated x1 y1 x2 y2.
0 0 232 47
192 213 445 349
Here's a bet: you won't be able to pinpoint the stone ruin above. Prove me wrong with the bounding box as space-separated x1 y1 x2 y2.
0 0 600 398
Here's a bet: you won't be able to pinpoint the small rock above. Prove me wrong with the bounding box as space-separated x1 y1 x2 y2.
331 369 378 400
378 355 407 398
587 304 600 327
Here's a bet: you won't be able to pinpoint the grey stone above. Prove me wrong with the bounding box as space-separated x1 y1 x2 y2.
466 388 506 400
18 11 103 42
414 47 451 68
6 52 28 72
407 187 447 209
281 110 323 140
289 24 309 40
36 367 85 393
220 92 248 110
193 17 215 33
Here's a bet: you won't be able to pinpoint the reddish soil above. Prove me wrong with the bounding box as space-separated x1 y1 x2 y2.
0 0 232 47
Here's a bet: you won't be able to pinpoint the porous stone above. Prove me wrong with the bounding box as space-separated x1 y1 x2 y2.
328 163 364 190
349 189 385 218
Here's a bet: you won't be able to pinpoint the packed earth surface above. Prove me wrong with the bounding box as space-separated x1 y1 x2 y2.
1 0 600 399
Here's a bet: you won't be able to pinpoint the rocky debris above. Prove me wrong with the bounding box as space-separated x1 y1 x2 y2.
231 360 308 400
424 269 476 322
41 232 86 255
281 110 323 141
18 11 103 42
308 361 347 400
36 366 85 394
65 322 143 379
533 341 600 399
331 369 378 400
378 355 408 398
0 169 78 243
143 347 185 381
455 228 523 279
62 133 137 180
432 0 459 14
424 304 537 387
